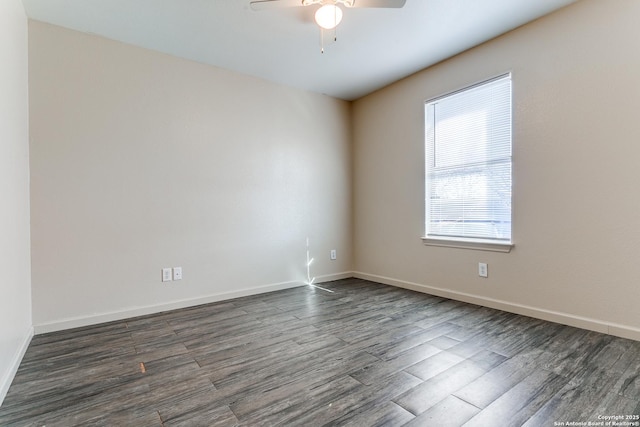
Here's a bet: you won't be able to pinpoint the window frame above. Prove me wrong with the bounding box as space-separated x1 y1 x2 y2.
422 73 514 253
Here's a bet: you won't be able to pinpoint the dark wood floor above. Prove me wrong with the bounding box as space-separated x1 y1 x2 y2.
1 278 639 426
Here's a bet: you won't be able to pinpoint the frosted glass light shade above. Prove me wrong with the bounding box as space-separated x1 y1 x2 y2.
315 4 343 30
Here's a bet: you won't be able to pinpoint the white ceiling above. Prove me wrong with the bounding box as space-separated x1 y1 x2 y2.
21 0 578 101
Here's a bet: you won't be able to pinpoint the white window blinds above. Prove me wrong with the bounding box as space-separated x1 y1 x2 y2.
425 74 512 242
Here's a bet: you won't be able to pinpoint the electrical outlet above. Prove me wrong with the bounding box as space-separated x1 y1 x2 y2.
330 249 337 260
173 267 182 281
162 268 172 282
478 263 488 278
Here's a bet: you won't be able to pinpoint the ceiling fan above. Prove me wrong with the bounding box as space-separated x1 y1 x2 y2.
250 0 407 51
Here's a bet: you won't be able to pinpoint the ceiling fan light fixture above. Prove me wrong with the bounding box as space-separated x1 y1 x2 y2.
315 4 343 30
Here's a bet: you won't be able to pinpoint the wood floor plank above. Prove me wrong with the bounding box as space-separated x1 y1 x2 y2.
588 392 640 424
2 278 639 426
523 367 631 426
72 407 164 427
333 324 428 359
188 325 320 367
427 335 462 350
350 342 441 385
331 401 415 427
205 335 351 388
453 349 546 409
155 378 238 427
403 395 480 427
235 375 364 426
404 350 465 382
3 375 151 426
615 355 640 400
289 371 422 426
463 368 569 427
394 359 489 415
223 350 380 418
367 322 459 360
134 342 191 363
162 405 238 427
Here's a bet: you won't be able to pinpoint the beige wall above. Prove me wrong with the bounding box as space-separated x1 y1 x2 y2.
29 21 352 331
24 0 640 340
0 0 33 403
353 0 640 339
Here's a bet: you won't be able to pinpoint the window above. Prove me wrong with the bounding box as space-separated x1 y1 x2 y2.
424 74 512 251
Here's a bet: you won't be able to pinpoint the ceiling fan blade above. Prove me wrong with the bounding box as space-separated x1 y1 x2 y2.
350 0 406 8
249 0 304 11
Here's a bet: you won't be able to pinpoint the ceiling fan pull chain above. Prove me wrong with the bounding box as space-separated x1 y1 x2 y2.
334 5 338 41
320 27 324 53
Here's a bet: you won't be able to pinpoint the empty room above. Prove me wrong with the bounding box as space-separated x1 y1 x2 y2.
1 0 640 425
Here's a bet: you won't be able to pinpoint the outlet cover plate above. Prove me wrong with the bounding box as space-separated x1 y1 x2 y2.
173 267 183 280
478 263 488 278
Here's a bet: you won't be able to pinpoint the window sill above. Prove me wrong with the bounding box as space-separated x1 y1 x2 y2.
421 236 513 253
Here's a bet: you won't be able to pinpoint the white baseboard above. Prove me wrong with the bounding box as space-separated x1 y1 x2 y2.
0 326 33 407
316 271 353 282
353 271 640 342
34 272 353 335
32 270 640 340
